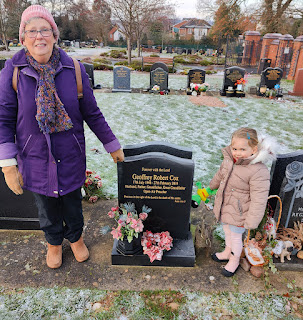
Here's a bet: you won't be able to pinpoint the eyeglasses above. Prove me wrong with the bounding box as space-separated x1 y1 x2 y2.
24 28 53 38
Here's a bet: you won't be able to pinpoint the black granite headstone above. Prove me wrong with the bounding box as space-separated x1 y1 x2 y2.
257 67 283 95
112 142 195 267
150 67 168 91
166 46 173 54
270 151 303 228
150 62 169 73
83 62 101 89
112 66 131 93
187 69 206 89
0 172 39 229
220 66 245 96
0 59 6 71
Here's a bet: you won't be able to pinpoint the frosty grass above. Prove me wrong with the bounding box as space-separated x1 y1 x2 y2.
88 71 302 197
0 287 299 319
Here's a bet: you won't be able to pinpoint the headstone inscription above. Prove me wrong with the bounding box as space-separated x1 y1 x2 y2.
220 66 245 96
112 66 131 93
112 142 195 267
187 69 206 90
150 67 169 92
0 173 39 229
257 67 283 96
270 151 303 229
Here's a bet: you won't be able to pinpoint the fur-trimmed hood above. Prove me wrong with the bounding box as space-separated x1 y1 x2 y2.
250 134 279 165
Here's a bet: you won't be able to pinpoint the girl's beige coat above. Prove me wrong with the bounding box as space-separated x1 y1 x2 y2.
209 144 272 230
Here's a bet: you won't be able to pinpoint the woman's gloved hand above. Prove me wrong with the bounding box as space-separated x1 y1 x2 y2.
110 149 125 163
2 165 24 195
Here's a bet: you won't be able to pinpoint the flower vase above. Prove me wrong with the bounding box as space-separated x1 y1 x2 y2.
117 234 142 255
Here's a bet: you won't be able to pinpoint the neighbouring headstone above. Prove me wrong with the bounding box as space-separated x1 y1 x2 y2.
82 62 101 89
288 68 303 96
112 141 195 267
112 66 131 93
270 151 303 228
257 67 283 95
0 173 39 229
150 67 168 92
166 46 173 54
176 47 183 55
220 66 245 96
0 59 6 71
187 69 206 90
150 62 169 73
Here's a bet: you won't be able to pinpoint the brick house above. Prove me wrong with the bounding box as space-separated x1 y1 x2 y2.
172 19 211 40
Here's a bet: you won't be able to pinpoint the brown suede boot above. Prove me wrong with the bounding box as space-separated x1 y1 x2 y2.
70 236 89 262
46 243 62 269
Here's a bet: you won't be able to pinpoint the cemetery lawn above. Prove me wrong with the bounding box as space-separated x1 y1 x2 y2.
89 71 302 197
0 286 301 319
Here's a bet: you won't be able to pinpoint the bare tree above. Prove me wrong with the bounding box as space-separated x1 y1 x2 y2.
108 0 172 64
0 0 30 50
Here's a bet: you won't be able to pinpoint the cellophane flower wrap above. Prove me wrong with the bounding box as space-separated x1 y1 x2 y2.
108 203 151 243
82 169 104 203
141 230 173 263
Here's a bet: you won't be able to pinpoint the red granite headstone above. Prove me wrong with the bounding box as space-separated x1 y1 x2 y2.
288 68 303 96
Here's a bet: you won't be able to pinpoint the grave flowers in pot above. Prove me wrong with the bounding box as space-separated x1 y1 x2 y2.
190 82 209 96
81 169 104 203
235 78 246 97
108 203 151 255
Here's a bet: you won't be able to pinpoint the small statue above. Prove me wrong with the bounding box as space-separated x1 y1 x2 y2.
272 240 294 263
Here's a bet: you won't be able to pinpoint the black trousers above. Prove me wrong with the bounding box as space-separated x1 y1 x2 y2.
33 188 84 245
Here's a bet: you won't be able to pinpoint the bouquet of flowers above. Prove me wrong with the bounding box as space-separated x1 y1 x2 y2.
141 230 173 262
151 85 160 91
108 203 151 243
82 169 104 203
190 82 209 95
235 78 246 86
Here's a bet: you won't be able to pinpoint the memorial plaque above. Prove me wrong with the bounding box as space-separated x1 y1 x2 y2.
270 151 303 228
112 66 131 93
259 67 283 91
150 67 168 91
187 69 206 89
0 172 39 229
118 152 194 239
220 66 245 96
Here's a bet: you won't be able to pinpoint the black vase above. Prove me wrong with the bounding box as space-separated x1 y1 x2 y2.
116 234 142 255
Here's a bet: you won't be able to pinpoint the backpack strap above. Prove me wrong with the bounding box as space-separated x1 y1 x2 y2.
12 66 20 93
72 57 83 99
12 58 83 100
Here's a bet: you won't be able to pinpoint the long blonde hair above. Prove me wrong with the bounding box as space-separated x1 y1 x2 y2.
231 127 258 148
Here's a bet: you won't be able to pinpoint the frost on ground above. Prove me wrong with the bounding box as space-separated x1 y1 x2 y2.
0 287 300 320
85 72 302 197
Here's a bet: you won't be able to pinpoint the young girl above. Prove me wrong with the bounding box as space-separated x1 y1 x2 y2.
209 127 277 277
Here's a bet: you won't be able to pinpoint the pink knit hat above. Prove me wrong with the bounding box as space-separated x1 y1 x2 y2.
19 5 59 44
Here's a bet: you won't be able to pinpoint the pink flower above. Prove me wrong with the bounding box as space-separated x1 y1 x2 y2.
111 227 122 239
134 219 144 233
108 211 115 218
139 212 148 221
111 206 119 211
118 219 126 227
86 169 93 175
97 180 103 188
89 195 98 203
130 218 138 229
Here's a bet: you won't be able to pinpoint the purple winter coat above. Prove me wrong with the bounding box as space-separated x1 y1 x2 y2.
0 48 121 197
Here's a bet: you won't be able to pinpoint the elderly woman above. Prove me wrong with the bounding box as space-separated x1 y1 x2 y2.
0 5 124 269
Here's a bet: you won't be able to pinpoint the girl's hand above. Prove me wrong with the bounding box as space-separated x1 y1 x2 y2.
110 149 124 163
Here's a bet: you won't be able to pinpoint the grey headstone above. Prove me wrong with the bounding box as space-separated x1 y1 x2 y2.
112 66 131 93
150 67 168 91
166 46 173 54
187 69 206 89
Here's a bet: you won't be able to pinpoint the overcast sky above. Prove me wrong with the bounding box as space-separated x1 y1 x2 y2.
174 0 199 19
